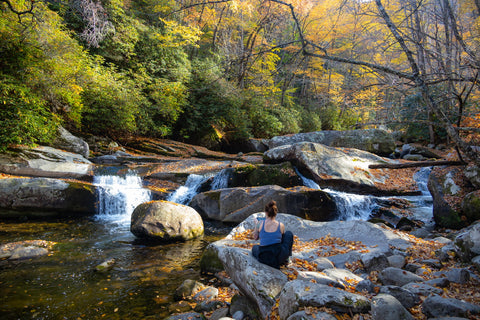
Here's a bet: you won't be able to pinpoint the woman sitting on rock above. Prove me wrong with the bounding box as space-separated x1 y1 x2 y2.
252 200 294 269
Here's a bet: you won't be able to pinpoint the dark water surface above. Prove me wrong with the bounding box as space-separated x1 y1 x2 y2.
0 217 226 320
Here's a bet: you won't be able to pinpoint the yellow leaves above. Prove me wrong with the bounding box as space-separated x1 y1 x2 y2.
252 270 258 275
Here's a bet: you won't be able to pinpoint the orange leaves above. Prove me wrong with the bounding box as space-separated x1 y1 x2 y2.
295 234 369 258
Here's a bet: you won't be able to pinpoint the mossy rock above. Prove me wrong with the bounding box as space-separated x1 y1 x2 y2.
199 246 224 274
231 162 302 188
462 190 480 223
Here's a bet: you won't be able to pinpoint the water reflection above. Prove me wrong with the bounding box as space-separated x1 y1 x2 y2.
0 218 224 320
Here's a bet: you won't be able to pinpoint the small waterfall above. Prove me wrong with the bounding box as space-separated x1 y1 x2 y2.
404 167 433 222
167 174 208 205
167 169 232 205
295 168 378 221
93 171 151 226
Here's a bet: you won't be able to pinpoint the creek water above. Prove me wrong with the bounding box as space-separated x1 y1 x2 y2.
0 166 433 319
0 168 226 320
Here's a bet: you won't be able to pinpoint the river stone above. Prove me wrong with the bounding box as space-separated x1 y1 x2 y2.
0 177 96 218
287 311 336 320
371 294 414 320
130 201 204 241
432 268 470 284
401 282 443 296
263 142 409 195
378 267 424 286
174 279 206 301
278 280 371 319
164 312 205 320
361 251 389 272
190 185 336 223
421 295 480 318
52 126 89 158
9 246 49 260
0 146 92 179
295 271 345 289
464 164 480 189
264 129 395 156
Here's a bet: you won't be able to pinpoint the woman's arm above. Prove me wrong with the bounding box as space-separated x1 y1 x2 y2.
253 221 263 240
280 222 285 234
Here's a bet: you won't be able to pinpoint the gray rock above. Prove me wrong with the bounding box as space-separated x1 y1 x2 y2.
322 268 364 287
190 185 336 223
231 310 244 320
229 294 258 320
356 279 375 293
278 281 370 319
433 268 470 284
209 307 229 320
174 280 206 301
464 164 480 189
9 246 49 260
265 129 395 156
94 258 115 272
0 177 96 218
473 255 480 271
421 295 480 318
402 282 443 296
264 142 403 195
296 271 345 289
0 146 92 179
379 285 420 309
164 312 205 320
371 294 414 320
193 287 218 302
427 167 466 229
130 201 204 241
379 267 424 286
287 311 336 320
311 257 335 271
423 277 450 288
52 126 89 158
361 251 389 272
387 255 406 269
455 222 480 261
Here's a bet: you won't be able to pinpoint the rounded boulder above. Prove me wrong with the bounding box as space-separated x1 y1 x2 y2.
130 201 204 241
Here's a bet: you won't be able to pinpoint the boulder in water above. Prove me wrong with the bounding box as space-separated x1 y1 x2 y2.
0 177 96 218
189 185 336 223
130 200 204 241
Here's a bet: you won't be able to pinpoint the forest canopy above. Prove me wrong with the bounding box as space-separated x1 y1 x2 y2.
1 0 479 154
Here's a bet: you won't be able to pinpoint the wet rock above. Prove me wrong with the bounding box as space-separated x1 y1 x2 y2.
130 201 204 241
0 177 96 218
421 295 480 318
94 258 115 272
378 267 424 286
209 307 229 320
371 293 414 320
190 185 336 223
9 246 48 260
229 294 258 320
174 279 206 301
312 257 335 271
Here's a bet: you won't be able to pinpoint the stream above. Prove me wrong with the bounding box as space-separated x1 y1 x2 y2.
0 166 433 319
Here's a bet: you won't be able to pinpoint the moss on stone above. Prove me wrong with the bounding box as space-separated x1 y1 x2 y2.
199 247 224 274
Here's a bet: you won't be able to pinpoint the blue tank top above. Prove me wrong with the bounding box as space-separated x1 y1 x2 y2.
259 221 282 246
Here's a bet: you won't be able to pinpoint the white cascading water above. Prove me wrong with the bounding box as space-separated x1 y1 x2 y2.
167 169 232 205
93 172 151 226
402 167 433 223
295 168 378 221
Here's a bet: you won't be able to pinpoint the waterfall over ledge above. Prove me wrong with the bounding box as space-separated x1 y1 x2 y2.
93 169 151 226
